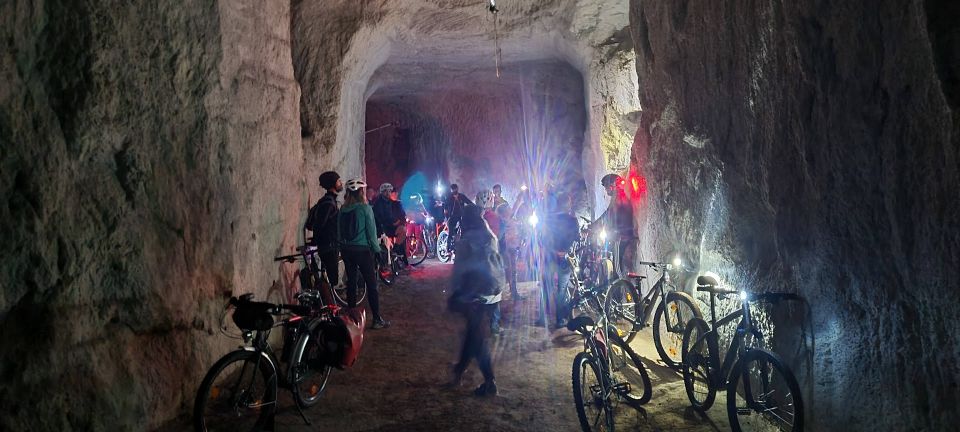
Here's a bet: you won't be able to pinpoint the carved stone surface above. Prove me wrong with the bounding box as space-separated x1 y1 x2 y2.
628 0 959 429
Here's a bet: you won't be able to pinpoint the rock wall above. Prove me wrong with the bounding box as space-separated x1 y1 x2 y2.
629 0 959 429
0 0 304 429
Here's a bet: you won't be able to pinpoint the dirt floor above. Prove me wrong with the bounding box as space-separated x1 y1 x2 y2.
172 261 735 431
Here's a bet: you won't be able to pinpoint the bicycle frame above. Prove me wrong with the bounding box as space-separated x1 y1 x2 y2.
696 294 753 388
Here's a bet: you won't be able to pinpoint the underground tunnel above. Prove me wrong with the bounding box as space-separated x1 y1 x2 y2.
1 0 958 431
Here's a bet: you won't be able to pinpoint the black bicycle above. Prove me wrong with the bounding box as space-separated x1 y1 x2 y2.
193 292 335 431
604 260 703 369
569 313 652 432
681 275 804 431
279 244 367 309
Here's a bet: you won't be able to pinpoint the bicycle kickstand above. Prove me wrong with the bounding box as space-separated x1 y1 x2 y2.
295 402 313 426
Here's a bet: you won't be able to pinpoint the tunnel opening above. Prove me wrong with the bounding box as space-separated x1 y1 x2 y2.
362 59 589 207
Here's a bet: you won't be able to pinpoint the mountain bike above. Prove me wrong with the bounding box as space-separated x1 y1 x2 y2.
573 220 617 293
681 275 804 431
568 313 652 432
193 292 335 431
436 222 460 263
564 252 608 320
603 260 703 370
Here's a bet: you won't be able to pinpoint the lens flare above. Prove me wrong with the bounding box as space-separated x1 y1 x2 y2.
528 212 539 227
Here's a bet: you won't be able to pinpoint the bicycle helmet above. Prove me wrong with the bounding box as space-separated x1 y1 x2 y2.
379 183 394 193
601 173 624 188
345 178 367 192
475 189 494 209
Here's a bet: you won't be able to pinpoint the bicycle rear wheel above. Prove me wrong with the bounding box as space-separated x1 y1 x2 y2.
653 292 702 369
603 280 642 342
681 317 716 410
407 232 428 266
727 349 804 432
194 350 277 432
332 259 367 307
290 320 333 408
572 352 614 432
608 332 653 406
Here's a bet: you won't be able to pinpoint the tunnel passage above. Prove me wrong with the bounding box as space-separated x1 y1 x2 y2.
363 60 588 199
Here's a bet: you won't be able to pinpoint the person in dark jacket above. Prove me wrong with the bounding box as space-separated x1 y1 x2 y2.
589 173 636 275
304 171 342 292
372 182 408 263
447 205 504 397
536 193 580 329
443 183 474 253
339 178 390 329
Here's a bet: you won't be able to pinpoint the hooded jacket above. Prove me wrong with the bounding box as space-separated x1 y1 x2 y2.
449 224 505 306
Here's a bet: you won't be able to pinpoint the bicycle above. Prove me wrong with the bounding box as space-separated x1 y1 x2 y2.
193 292 336 431
568 312 652 432
681 275 804 431
404 217 428 266
603 260 703 370
436 221 460 263
279 244 367 309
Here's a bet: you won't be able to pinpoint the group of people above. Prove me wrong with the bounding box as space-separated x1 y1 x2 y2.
303 172 393 330
304 171 637 398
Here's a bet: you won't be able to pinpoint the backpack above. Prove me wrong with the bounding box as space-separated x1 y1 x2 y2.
338 208 360 243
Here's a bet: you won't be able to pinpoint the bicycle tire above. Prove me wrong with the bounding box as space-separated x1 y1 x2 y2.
193 350 277 432
727 349 804 432
332 260 367 307
603 280 642 343
681 317 716 410
436 231 452 263
572 352 614 432
407 233 428 266
652 292 703 369
608 331 653 406
290 320 333 408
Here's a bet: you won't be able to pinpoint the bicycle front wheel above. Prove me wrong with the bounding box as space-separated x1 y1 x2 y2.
682 317 716 410
436 231 452 263
193 350 277 432
290 321 333 408
603 280 642 342
608 332 653 406
727 349 804 432
572 352 614 432
653 292 702 369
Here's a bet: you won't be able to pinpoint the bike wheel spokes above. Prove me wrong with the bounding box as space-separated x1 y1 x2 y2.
728 350 804 432
572 353 615 431
653 294 700 368
681 318 716 410
292 336 332 407
609 337 653 406
196 352 275 431
604 281 641 343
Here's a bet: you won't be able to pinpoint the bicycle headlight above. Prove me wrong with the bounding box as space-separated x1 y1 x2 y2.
599 229 607 242
672 256 683 267
528 212 539 227
739 291 748 300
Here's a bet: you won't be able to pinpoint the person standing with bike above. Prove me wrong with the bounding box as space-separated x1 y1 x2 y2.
536 193 580 329
304 171 342 298
590 173 637 276
339 178 390 329
443 183 474 255
373 183 409 267
447 205 504 396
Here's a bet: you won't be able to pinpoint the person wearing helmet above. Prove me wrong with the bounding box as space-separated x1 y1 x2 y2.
304 171 343 298
372 182 408 265
591 173 637 275
339 178 390 329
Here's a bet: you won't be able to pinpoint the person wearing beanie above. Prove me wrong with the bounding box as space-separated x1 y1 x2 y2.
305 171 343 294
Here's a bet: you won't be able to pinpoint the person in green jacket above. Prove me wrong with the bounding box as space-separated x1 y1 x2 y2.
339 178 390 329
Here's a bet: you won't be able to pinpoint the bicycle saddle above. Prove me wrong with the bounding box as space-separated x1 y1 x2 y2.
696 275 719 288
566 315 595 332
